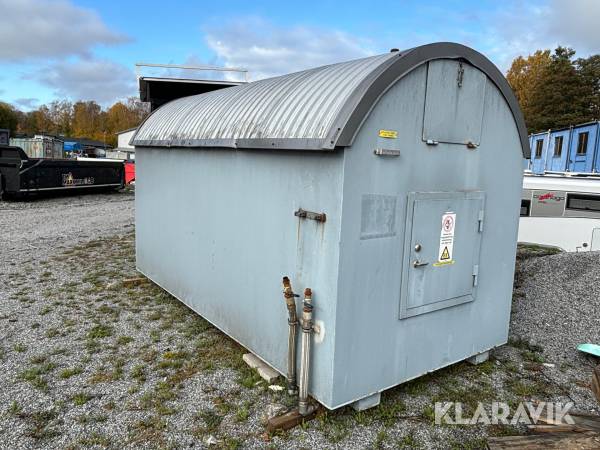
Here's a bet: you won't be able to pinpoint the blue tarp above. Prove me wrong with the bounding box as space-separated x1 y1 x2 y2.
63 141 82 152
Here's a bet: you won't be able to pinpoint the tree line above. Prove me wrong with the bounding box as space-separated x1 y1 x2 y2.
1 46 599 144
507 47 599 133
0 98 149 147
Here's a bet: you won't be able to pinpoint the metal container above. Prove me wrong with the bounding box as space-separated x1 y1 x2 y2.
9 135 64 159
132 43 529 410
0 145 124 198
528 121 600 174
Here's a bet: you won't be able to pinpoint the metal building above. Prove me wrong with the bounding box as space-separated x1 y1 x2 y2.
136 63 247 111
9 135 64 159
132 43 528 410
528 121 600 174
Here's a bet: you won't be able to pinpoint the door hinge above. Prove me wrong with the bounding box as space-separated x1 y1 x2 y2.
457 62 464 88
478 210 484 233
472 264 479 287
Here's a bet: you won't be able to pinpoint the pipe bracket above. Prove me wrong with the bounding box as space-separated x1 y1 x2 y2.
295 208 326 222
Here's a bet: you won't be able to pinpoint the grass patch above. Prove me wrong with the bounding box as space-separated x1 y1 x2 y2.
72 392 93 406
45 328 60 338
23 409 60 440
131 364 146 383
235 402 250 422
60 367 83 379
19 362 56 391
116 335 134 345
130 415 166 446
87 324 113 339
14 343 28 353
7 401 22 417
196 409 223 432
78 432 110 447
39 306 53 316
398 432 421 449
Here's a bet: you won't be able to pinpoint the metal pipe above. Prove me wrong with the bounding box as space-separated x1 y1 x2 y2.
282 277 298 395
298 288 314 416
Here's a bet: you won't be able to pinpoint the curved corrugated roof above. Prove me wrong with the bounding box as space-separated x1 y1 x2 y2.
133 43 530 157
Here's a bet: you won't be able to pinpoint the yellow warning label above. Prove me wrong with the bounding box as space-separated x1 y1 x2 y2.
440 246 450 260
433 260 455 267
378 129 398 139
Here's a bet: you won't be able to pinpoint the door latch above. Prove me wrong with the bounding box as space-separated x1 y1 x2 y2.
413 260 429 268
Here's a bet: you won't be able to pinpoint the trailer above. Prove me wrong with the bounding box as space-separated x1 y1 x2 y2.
0 145 124 199
520 172 600 251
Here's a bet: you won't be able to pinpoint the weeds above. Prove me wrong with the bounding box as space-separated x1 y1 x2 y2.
72 392 93 406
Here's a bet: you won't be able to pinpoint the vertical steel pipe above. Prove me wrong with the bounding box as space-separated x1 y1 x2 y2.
282 277 298 395
298 288 313 416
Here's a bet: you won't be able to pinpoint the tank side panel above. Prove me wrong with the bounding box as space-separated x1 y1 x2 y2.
135 148 343 406
332 63 523 408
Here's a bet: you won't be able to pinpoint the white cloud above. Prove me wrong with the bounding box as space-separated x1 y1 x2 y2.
13 98 39 109
30 58 136 104
546 0 600 51
205 17 376 80
0 0 129 61
487 0 600 70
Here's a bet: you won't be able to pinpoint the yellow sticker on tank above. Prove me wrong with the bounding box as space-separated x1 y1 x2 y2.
378 129 398 139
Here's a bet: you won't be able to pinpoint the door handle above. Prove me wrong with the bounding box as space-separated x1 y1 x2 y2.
413 260 429 268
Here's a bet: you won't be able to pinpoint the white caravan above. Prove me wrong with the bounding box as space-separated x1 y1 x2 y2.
520 172 600 251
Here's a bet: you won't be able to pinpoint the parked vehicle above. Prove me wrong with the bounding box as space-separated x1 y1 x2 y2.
520 172 600 251
9 135 64 159
0 145 124 199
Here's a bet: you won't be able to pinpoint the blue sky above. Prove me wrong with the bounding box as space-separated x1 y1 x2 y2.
1 0 599 110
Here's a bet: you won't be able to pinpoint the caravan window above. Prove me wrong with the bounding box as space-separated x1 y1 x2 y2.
535 139 543 158
520 199 531 217
554 136 563 157
566 193 600 212
577 132 589 155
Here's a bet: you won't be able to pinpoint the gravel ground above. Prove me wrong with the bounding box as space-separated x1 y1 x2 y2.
508 247 600 413
0 193 599 449
0 190 135 265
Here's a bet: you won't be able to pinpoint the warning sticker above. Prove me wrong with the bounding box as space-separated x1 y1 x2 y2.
434 212 456 267
378 129 398 139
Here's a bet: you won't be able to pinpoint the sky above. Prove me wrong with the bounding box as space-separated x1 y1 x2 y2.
1 0 599 110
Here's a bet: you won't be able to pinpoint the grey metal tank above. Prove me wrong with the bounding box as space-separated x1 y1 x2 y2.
132 42 528 410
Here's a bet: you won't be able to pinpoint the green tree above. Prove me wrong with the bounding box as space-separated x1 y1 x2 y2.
72 100 107 143
506 50 552 130
47 100 73 136
11 97 148 144
576 54 600 120
528 47 590 131
508 47 596 132
0 102 19 135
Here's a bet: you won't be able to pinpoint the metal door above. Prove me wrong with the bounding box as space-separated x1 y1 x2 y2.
568 127 598 173
400 191 485 319
422 60 487 146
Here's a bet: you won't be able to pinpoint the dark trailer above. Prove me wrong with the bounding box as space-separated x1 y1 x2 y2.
0 146 124 199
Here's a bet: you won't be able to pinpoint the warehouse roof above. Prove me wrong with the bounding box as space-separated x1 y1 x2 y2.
132 42 530 157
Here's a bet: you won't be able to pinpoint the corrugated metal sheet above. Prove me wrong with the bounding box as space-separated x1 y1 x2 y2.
132 42 530 156
133 53 396 149
10 137 64 159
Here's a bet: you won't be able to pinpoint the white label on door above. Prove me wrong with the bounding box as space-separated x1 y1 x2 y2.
435 212 456 266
